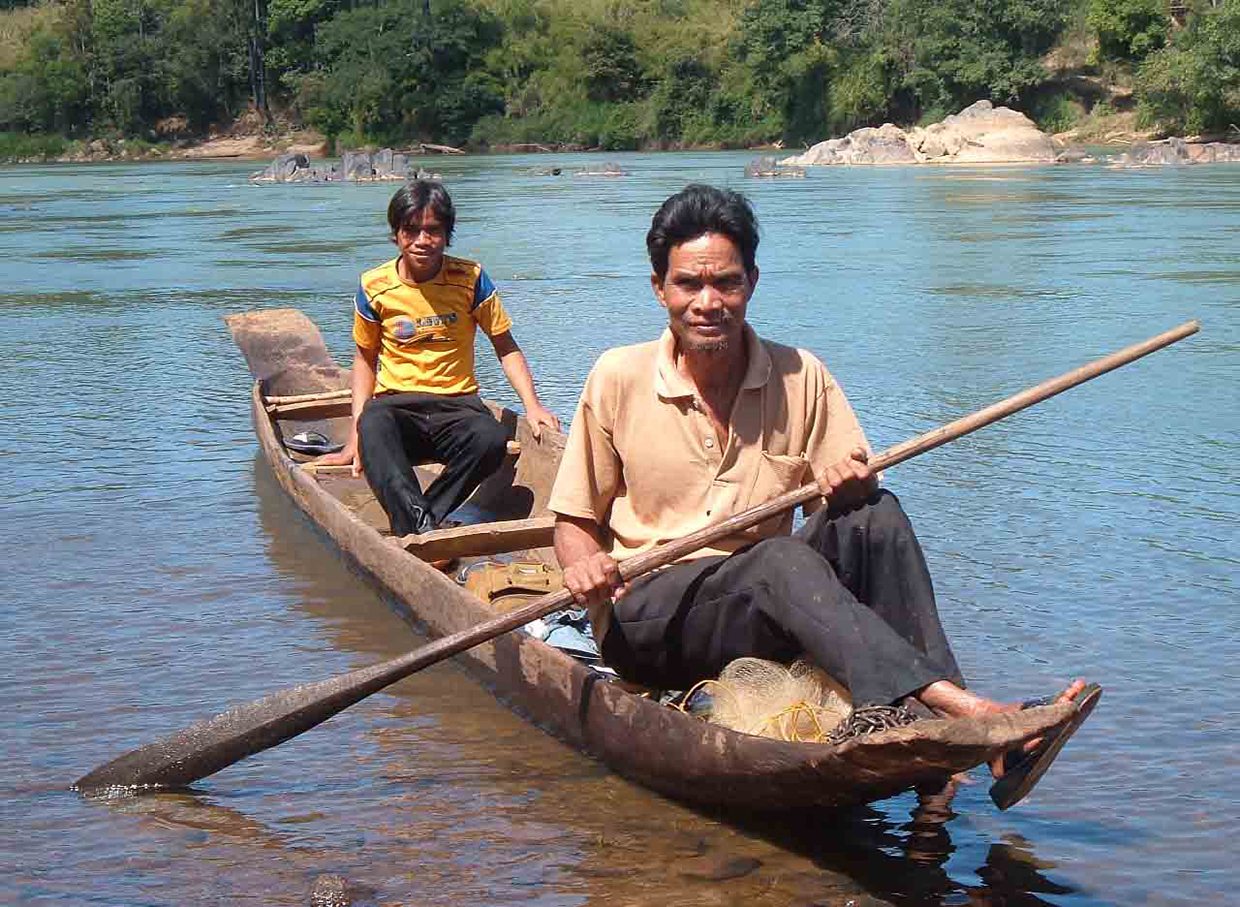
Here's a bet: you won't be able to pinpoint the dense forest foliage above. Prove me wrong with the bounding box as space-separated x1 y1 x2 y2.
1 0 1237 153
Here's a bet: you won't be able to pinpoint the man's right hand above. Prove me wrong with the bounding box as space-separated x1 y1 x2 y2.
563 551 625 611
554 516 625 644
312 438 361 477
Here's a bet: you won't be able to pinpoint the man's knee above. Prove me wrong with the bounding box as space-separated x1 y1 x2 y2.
827 488 915 541
734 537 834 594
867 489 914 535
465 416 508 468
357 398 395 439
357 399 401 459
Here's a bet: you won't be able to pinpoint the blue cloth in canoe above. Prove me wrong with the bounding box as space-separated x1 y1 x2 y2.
523 608 601 663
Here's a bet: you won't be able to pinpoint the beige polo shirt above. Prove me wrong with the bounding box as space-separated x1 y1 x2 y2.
548 324 871 562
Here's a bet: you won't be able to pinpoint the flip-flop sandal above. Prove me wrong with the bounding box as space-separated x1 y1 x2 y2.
284 430 344 455
989 682 1102 810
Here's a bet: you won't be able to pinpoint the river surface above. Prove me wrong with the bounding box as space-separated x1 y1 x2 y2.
2 153 1237 906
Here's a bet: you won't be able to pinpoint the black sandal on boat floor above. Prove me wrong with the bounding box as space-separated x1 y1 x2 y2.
989 682 1102 810
284 430 343 455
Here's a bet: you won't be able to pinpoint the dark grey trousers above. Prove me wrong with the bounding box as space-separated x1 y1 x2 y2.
601 490 965 705
357 392 508 536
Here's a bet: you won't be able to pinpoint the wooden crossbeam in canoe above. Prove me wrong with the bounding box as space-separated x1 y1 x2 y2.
299 440 521 473
265 392 350 418
396 516 556 561
265 388 351 406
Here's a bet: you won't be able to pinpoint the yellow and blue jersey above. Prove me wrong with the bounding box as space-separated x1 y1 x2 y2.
352 255 513 395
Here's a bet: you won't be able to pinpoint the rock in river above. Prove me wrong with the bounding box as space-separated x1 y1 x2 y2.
780 101 1059 167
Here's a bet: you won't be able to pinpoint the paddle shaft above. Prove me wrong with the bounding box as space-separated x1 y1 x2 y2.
74 320 1198 792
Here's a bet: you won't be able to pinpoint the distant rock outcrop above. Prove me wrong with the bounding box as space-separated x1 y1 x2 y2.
1110 137 1240 167
573 161 630 177
779 101 1060 167
908 102 1058 163
744 155 806 178
250 148 442 183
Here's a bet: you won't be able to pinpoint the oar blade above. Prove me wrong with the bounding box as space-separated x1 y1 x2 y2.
73 592 573 792
74 663 393 792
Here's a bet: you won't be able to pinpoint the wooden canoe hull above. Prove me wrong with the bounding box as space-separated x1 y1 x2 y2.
228 308 1077 813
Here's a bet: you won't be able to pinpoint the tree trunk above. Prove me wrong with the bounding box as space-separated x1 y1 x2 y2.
248 0 270 121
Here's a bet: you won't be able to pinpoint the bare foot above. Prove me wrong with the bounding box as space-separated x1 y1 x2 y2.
917 679 1090 779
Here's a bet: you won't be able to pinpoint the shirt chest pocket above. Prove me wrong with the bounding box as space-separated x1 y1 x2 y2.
745 452 810 525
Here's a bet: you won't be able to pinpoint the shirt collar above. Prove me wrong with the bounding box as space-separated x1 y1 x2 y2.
654 323 771 399
391 255 445 287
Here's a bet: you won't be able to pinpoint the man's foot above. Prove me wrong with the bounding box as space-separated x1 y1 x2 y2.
987 680 1091 779
989 682 1102 809
396 506 437 536
915 678 1097 785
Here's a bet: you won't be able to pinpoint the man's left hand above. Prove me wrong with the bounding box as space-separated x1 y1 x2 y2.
816 446 877 511
526 404 561 439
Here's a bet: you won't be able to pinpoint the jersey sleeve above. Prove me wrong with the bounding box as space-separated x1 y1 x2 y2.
470 268 513 337
352 282 382 349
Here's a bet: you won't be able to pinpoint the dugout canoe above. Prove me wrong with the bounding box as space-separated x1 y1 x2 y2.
226 307 1077 813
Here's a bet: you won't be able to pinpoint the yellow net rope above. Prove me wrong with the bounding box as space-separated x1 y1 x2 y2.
677 657 854 743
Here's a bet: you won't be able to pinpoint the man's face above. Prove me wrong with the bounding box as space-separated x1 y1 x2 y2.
652 232 757 354
396 207 447 281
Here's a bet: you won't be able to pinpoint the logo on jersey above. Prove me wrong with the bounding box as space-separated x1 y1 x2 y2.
392 313 456 343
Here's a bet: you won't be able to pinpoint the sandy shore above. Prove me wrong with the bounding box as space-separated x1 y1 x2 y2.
167 130 327 160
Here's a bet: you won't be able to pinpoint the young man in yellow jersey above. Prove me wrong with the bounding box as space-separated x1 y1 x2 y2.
315 180 560 536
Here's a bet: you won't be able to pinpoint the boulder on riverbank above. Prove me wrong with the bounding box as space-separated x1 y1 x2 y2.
780 101 1059 167
250 148 442 183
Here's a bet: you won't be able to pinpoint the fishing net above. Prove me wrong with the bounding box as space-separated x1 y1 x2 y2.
685 657 855 742
680 657 921 744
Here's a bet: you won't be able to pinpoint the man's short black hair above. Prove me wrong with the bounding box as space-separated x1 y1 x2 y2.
646 184 759 282
387 179 455 245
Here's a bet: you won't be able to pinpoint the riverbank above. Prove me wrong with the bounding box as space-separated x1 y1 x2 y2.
2 106 1230 168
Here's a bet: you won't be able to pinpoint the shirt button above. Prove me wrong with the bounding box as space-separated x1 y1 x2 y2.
704 438 715 449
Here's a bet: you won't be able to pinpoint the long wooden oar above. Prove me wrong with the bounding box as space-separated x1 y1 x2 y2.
74 321 1198 792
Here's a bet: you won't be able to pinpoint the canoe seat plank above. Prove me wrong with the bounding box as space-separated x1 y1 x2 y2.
268 398 351 419
299 440 521 473
398 517 555 561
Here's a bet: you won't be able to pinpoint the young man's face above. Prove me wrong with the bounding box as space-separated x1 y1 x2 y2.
396 207 448 281
652 232 757 355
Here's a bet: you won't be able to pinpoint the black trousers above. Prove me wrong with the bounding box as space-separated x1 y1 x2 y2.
601 490 965 705
357 392 508 536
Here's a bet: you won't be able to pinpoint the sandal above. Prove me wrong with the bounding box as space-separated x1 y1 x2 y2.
989 682 1102 810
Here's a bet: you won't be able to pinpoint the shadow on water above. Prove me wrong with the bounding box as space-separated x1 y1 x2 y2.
245 453 1113 907
725 781 1101 907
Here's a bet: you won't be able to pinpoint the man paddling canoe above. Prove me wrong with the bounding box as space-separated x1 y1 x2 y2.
315 180 560 536
548 183 1099 809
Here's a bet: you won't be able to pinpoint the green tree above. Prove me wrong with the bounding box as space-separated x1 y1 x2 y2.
1088 0 1167 62
734 0 834 140
581 23 644 102
157 0 254 129
297 0 503 144
1136 0 1240 133
879 0 1070 120
0 27 89 132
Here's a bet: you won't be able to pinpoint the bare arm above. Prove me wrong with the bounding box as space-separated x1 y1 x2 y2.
311 343 378 476
554 514 624 644
489 330 561 439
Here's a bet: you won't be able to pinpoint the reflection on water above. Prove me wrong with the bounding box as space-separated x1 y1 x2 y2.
2 156 1237 906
